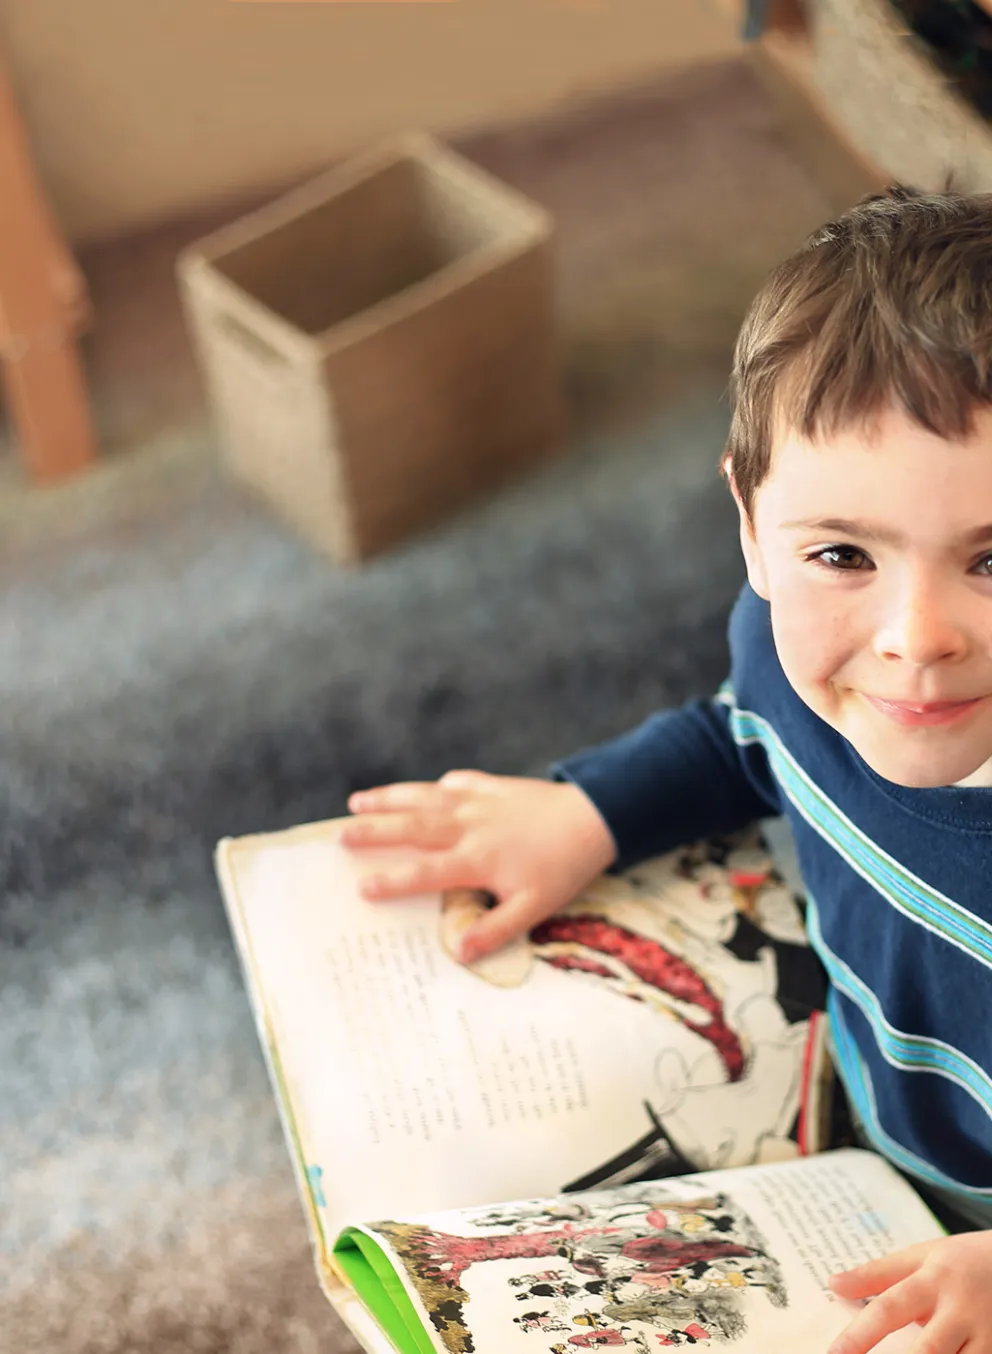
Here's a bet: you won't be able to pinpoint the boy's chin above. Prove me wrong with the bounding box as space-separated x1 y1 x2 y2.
871 762 965 789
850 737 988 789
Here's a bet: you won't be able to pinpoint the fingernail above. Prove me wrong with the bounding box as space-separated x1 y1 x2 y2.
458 936 481 965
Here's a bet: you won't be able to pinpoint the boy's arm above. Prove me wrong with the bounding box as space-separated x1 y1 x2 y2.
551 689 782 872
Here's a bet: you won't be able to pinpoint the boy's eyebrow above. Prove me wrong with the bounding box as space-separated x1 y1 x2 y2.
781 517 992 547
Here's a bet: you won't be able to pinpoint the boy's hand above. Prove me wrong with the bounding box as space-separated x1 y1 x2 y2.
341 771 616 963
828 1231 992 1354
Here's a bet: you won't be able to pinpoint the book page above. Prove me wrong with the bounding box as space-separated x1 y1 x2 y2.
218 818 832 1248
222 824 663 1239
351 1148 942 1354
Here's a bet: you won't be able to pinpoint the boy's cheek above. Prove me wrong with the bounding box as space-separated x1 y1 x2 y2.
767 586 855 695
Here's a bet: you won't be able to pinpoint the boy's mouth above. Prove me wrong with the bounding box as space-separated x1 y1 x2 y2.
863 695 983 727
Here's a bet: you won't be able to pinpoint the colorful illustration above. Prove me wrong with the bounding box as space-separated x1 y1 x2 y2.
368 1180 787 1354
441 828 841 1181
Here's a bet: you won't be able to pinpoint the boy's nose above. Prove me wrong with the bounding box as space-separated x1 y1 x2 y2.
872 579 968 668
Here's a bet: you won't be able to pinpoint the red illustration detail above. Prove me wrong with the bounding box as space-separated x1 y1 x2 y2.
531 915 745 1080
401 1223 623 1292
657 1322 711 1345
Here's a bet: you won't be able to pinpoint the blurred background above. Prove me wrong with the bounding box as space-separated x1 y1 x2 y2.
2 1 988 1351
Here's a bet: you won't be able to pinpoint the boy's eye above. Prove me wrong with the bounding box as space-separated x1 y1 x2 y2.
807 545 871 571
973 554 992 577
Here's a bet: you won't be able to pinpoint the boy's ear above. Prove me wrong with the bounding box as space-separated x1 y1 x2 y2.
723 459 770 601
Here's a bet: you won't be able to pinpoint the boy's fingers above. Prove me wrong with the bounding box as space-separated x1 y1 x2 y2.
340 811 456 850
830 1243 938 1299
358 855 472 901
908 1316 967 1354
827 1280 929 1354
458 890 544 963
439 769 489 791
348 782 447 813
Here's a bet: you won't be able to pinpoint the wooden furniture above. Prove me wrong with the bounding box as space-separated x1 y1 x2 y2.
749 8 888 205
0 49 97 481
713 0 887 206
730 0 992 206
178 133 564 564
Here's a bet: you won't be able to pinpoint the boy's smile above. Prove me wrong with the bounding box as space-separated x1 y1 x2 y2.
732 403 992 789
860 693 982 728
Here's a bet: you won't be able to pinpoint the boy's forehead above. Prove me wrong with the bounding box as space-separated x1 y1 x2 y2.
757 416 881 503
755 404 992 538
769 404 891 459
769 400 992 460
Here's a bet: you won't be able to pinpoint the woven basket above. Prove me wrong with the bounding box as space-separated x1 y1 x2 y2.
178 132 564 563
807 0 992 192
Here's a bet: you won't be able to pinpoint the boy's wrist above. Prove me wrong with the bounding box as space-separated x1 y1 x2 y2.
560 782 617 876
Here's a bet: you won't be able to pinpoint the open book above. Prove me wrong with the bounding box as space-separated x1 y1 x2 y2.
215 817 943 1354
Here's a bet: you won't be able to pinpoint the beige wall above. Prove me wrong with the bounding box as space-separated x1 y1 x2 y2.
0 0 738 244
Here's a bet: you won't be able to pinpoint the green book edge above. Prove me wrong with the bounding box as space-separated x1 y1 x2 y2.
333 1227 437 1354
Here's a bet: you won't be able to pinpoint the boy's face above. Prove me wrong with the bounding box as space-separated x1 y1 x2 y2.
733 402 992 788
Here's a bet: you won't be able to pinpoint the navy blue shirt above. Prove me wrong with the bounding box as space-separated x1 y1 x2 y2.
555 583 992 1215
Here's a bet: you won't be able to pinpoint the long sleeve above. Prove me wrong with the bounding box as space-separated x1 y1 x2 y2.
551 691 783 872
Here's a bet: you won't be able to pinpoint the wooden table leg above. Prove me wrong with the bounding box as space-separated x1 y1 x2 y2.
2 338 98 482
0 45 97 481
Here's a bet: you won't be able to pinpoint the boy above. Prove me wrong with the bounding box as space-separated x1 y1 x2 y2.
342 186 992 1354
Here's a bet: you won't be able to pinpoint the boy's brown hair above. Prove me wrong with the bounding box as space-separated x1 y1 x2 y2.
725 183 992 522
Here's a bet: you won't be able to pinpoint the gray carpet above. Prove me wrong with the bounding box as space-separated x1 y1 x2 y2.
1 57 836 1354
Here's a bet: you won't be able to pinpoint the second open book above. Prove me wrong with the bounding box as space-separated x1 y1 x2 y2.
215 817 943 1354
